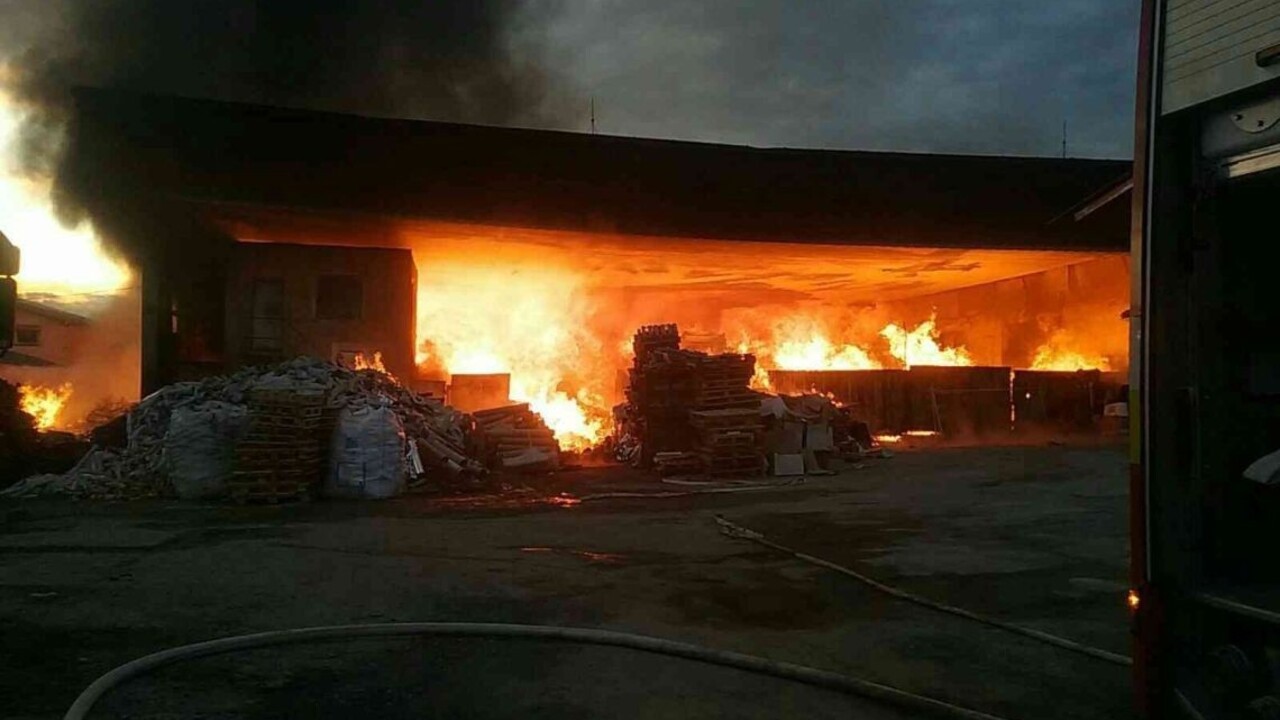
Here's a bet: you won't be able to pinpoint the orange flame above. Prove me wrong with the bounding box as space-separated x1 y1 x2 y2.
19 383 72 430
1 83 132 296
881 314 972 368
735 314 882 389
738 313 970 380
353 351 388 373
1030 332 1112 371
414 257 608 451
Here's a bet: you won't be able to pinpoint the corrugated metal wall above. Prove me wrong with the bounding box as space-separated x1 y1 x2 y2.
1163 0 1280 114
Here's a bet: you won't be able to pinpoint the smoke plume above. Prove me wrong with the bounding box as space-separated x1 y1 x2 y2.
2 0 569 178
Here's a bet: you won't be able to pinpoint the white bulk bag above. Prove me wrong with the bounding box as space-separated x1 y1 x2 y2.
326 405 406 499
166 402 249 499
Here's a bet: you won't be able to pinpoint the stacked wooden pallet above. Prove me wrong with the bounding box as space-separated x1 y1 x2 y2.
652 451 704 476
472 403 560 471
621 324 763 475
693 354 759 410
229 388 325 503
632 324 680 366
690 408 764 477
625 326 695 466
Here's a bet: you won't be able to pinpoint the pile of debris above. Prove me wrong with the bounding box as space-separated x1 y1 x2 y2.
2 357 482 501
618 325 765 476
760 393 882 475
471 402 560 472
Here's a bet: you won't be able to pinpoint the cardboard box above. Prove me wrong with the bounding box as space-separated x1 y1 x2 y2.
773 453 805 476
804 423 834 451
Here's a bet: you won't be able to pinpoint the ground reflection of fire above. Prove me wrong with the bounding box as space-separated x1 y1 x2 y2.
19 383 73 430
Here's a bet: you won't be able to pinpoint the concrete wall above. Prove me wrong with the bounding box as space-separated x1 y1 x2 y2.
224 243 417 379
884 254 1131 370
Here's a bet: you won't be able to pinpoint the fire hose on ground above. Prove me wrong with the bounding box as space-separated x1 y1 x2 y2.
713 515 1132 667
64 622 1014 720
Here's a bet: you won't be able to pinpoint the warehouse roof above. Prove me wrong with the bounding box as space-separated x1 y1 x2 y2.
65 88 1130 252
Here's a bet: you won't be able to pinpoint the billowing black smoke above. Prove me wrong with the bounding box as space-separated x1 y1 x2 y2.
3 0 569 258
9 0 565 165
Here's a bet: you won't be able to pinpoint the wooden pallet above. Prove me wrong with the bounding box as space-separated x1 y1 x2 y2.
693 398 761 410
690 408 759 422
700 440 757 454
228 389 326 504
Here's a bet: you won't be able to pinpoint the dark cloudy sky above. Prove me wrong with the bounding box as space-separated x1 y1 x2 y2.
1 1 1140 159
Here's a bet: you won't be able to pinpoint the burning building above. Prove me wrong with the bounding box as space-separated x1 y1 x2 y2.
218 242 415 379
0 299 93 430
53 88 1131 446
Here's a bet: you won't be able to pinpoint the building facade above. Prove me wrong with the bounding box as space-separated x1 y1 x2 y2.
3 300 90 368
224 242 417 378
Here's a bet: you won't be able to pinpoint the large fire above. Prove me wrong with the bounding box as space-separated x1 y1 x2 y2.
413 257 610 451
1 82 135 432
881 315 973 368
0 82 132 297
766 316 881 371
408 234 1116 452
19 383 72 430
737 312 973 389
1030 330 1114 371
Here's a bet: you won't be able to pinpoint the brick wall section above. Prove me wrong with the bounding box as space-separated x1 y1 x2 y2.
225 243 417 378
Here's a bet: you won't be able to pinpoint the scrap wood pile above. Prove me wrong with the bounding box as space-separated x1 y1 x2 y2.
471 402 560 472
1 357 483 501
618 324 764 476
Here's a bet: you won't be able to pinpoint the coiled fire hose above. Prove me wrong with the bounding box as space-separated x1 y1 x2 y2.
64 623 1012 720
713 515 1132 666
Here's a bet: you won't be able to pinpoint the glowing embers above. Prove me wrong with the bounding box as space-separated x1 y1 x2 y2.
873 430 940 444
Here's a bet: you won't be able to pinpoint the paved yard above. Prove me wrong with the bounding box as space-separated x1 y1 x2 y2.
0 443 1131 719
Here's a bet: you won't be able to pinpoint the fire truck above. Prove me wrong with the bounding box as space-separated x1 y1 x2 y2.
1132 1 1280 717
